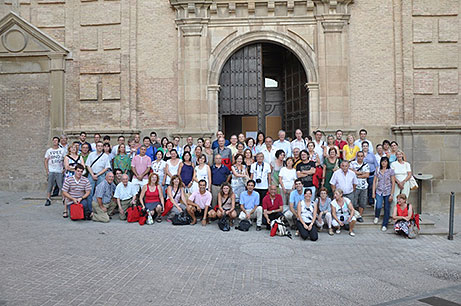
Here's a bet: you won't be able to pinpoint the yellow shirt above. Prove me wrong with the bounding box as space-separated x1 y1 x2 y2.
343 144 360 161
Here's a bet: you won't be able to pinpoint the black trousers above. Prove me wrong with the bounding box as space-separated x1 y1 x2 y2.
262 212 283 227
255 189 268 206
296 220 318 241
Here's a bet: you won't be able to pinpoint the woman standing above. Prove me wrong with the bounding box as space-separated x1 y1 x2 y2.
243 149 255 176
162 142 174 161
278 157 297 210
178 151 194 192
139 173 165 223
322 148 340 198
158 137 169 154
323 135 340 158
342 135 360 162
191 154 211 193
307 142 320 166
392 194 415 238
255 131 265 153
151 150 167 192
233 142 245 162
164 149 182 186
103 143 113 166
246 137 257 155
331 189 357 236
231 153 248 203
391 151 412 209
192 145 203 165
372 156 395 231
271 149 285 187
203 138 214 166
64 142 85 177
216 183 237 224
113 144 131 177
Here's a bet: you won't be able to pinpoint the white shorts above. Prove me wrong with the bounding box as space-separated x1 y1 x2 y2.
132 178 148 191
332 215 356 227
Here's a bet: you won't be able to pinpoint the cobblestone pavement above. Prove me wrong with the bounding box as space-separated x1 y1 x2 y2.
1 192 461 306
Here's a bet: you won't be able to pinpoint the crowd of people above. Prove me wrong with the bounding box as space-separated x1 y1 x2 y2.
44 128 418 240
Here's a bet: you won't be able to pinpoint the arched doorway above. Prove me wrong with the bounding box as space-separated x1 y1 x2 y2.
218 42 308 139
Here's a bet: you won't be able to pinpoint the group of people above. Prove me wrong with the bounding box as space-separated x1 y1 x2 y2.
44 128 418 240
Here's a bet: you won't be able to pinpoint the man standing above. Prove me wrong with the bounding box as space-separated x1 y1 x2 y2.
90 133 101 151
239 180 263 231
86 141 111 206
172 136 183 158
213 137 232 170
291 129 306 152
212 131 230 150
80 143 91 177
184 136 196 152
330 161 360 219
59 134 69 155
131 145 152 190
284 179 305 227
210 154 231 207
187 180 212 226
334 130 347 160
114 174 138 220
250 153 271 204
91 172 117 223
62 164 91 218
138 136 155 161
262 185 284 229
150 131 161 150
227 135 239 156
350 151 370 222
78 131 92 153
273 130 292 157
44 136 65 206
261 136 276 164
354 129 374 154
296 150 317 196
313 130 326 164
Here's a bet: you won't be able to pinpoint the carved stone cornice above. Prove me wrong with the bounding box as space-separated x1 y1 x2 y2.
313 0 353 33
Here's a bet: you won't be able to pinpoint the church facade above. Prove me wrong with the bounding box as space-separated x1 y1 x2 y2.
0 0 460 213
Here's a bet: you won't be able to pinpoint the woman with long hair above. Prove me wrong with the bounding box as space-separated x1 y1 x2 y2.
231 153 248 203
216 183 237 224
139 173 165 223
372 156 395 232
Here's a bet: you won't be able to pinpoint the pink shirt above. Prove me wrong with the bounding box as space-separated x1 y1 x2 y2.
189 190 212 209
131 155 152 179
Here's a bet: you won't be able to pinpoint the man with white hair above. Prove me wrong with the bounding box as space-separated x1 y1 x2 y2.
114 174 138 220
273 129 292 158
291 129 306 152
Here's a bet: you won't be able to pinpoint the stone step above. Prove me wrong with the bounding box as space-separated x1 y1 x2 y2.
355 217 436 229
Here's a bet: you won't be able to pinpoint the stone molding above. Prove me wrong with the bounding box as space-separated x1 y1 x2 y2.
392 125 461 134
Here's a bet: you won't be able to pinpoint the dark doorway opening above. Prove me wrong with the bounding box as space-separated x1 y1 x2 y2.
218 43 309 140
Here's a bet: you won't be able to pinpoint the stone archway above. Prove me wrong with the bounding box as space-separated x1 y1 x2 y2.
207 30 319 134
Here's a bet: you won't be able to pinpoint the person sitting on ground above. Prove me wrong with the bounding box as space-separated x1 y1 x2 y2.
392 194 415 238
187 179 212 226
315 187 334 235
114 174 138 221
238 180 263 231
216 183 237 225
262 185 284 230
284 179 305 228
61 164 91 218
296 188 319 241
44 136 65 206
92 172 117 223
139 173 164 223
331 189 357 236
165 175 188 220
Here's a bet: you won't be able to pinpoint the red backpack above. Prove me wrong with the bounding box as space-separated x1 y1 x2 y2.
126 205 141 222
312 166 324 188
70 203 84 220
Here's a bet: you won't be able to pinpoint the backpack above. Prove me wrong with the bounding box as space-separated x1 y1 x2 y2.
126 205 142 222
270 216 292 239
69 203 84 221
172 211 192 225
218 215 230 231
236 219 251 231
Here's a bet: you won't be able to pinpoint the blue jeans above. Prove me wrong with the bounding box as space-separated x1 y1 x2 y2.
88 173 106 211
375 194 390 227
367 176 374 205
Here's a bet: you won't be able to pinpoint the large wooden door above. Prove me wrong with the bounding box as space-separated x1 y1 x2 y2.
283 52 309 137
219 44 264 132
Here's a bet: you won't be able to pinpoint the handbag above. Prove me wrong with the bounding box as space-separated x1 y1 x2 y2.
218 215 230 231
70 202 84 220
172 211 192 225
409 176 418 190
138 209 147 226
162 187 180 217
126 204 141 222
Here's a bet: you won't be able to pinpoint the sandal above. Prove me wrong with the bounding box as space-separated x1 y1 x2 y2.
62 211 68 218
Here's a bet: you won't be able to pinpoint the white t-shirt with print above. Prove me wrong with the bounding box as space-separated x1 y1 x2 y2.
45 147 65 173
349 161 370 189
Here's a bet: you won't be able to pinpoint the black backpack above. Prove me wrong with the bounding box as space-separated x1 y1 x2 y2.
218 215 230 231
172 211 191 225
236 219 251 231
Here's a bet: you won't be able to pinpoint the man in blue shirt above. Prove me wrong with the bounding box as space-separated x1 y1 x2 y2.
284 179 305 228
211 130 230 150
210 154 231 207
239 180 263 231
137 137 156 161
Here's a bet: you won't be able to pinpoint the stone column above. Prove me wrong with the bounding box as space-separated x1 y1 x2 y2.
306 82 320 128
48 54 66 136
207 84 220 132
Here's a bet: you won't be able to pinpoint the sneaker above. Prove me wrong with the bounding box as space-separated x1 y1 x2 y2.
373 217 379 224
349 231 356 237
256 226 262 231
318 227 322 232
329 228 334 236
44 199 51 206
336 229 341 234
156 217 162 223
381 226 387 232
295 230 299 236
357 217 364 223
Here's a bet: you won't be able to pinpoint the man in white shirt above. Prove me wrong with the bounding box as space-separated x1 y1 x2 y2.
291 129 307 151
349 151 370 222
227 135 238 156
90 133 101 151
172 136 183 158
86 141 111 204
261 136 276 164
250 153 271 205
183 136 196 152
59 134 69 155
44 136 65 206
273 129 292 157
313 130 326 164
354 129 374 154
330 161 358 202
114 174 138 220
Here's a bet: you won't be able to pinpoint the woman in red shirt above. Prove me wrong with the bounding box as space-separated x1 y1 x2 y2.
140 173 165 223
392 194 414 238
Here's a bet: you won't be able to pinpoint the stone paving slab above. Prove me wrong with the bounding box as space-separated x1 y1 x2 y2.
0 192 461 306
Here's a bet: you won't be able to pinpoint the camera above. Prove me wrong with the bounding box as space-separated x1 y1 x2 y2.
339 215 345 222
256 178 262 184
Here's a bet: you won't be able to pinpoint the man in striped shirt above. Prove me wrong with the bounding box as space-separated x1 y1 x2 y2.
62 164 91 219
